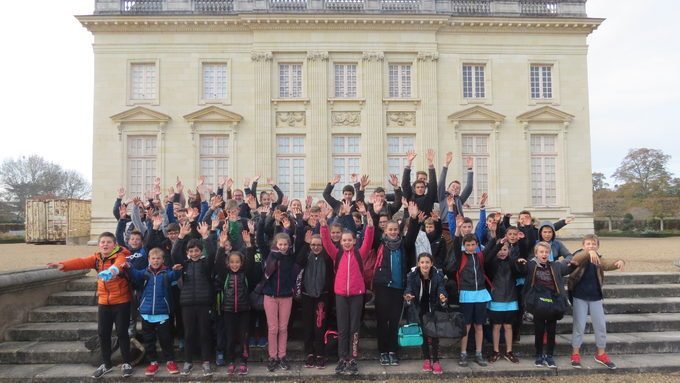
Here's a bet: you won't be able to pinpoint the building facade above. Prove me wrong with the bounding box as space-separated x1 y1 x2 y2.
79 0 602 239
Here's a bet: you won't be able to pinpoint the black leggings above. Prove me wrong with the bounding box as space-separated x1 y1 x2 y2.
182 305 212 363
374 285 404 354
302 294 330 357
336 295 363 360
142 318 174 362
224 311 250 363
533 316 557 356
98 302 131 366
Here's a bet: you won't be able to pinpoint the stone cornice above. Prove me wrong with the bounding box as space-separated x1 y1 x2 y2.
77 15 603 35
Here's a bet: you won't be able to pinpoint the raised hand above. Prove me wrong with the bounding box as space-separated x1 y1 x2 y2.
407 201 419 219
178 221 191 239
431 209 440 222
119 205 128 219
266 177 275 186
406 150 417 166
242 230 252 247
247 220 255 233
211 217 221 231
197 222 210 239
360 174 370 189
117 187 126 199
281 215 291 230
219 229 229 249
152 214 163 230
445 152 453 167
273 209 283 223
225 177 233 190
305 195 313 209
465 156 473 170
356 201 367 215
388 174 399 188
340 200 351 216
446 194 455 211
565 215 575 225
426 148 435 166
243 177 251 189
350 173 358 184
479 192 488 207
372 198 384 214
455 214 464 229
330 174 341 185
167 186 174 196
246 194 257 210
186 207 198 222
281 196 289 208
365 209 374 227
252 175 261 183
211 195 224 210
417 211 426 223
304 229 313 244
176 177 184 193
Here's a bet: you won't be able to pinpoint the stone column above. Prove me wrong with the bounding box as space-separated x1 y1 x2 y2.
306 51 329 193
417 51 439 154
362 51 385 182
251 51 273 175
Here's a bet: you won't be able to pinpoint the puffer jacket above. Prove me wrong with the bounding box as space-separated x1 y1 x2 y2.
129 266 181 315
321 225 374 297
60 246 131 305
215 246 255 312
404 266 447 313
171 235 217 306
262 250 296 298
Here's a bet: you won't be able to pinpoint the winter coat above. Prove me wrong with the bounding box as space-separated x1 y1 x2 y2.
484 241 522 303
129 266 181 316
60 246 131 306
171 236 217 306
321 225 375 297
404 267 448 313
215 246 255 313
373 218 419 289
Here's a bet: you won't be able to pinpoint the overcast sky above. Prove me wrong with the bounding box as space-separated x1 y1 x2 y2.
0 0 677 185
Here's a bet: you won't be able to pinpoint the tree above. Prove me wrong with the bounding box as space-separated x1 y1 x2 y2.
612 148 672 197
0 155 91 220
592 172 609 192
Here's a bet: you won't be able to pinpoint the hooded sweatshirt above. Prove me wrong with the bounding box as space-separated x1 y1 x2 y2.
321 225 374 297
537 221 572 262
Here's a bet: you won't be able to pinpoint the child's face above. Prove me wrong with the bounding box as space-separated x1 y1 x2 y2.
149 253 164 269
260 193 271 206
310 238 323 255
425 223 435 234
378 217 388 230
290 200 302 211
414 182 426 196
166 230 179 242
385 222 400 240
98 236 115 255
187 246 202 261
519 213 532 226
535 246 549 264
583 239 599 252
342 191 354 201
506 229 519 244
463 240 477 254
275 239 290 253
228 254 242 273
497 244 509 259
353 216 362 226
128 234 142 249
340 233 355 251
448 181 461 195
418 256 432 274
540 227 554 242
460 222 473 235
330 226 342 242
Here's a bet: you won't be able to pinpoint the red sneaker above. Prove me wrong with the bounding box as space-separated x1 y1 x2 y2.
227 363 236 374
166 361 179 375
238 364 248 375
432 361 443 375
571 353 582 369
422 359 432 372
594 353 617 369
145 362 159 376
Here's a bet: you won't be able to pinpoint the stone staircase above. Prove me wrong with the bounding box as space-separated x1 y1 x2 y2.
1 272 680 381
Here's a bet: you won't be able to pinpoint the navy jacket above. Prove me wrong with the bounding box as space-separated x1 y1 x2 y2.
130 266 181 316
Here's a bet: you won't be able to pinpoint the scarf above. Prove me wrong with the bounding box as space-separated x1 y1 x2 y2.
383 235 402 251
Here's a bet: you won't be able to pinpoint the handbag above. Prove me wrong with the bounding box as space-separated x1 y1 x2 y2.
422 308 465 339
524 266 567 320
397 303 423 347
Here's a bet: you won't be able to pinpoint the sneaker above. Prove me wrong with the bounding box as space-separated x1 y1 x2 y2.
523 311 534 323
475 352 488 367
181 362 193 375
267 358 279 372
432 361 443 375
489 351 502 363
346 359 359 375
216 352 226 367
305 354 315 368
279 357 291 371
571 353 582 369
534 355 544 367
335 359 347 375
202 361 213 376
121 363 133 378
166 361 179 375
388 352 400 366
145 362 159 376
226 363 236 374
422 359 433 372
315 356 326 369
379 352 390 366
238 363 248 375
257 337 268 348
92 364 113 379
594 353 617 369
458 353 468 367
544 355 557 369
248 337 257 347
504 351 520 364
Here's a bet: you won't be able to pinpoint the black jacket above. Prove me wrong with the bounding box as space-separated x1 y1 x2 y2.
373 218 419 289
215 246 255 313
171 235 216 306
296 244 334 298
404 267 448 314
484 241 522 303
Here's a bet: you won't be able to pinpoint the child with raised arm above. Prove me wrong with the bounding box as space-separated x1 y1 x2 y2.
47 232 133 379
568 234 625 370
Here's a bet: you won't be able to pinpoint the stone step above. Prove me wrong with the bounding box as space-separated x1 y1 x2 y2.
602 283 680 298
28 306 98 323
604 272 680 285
46 291 96 306
65 278 97 292
2 331 680 364
5 323 98 342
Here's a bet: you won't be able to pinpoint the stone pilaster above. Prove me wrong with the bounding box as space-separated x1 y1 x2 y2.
417 51 439 154
251 51 273 175
362 51 385 181
306 51 329 191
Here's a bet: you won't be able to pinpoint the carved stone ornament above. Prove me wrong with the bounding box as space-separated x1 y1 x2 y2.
331 112 361 127
362 52 385 62
276 112 306 128
306 51 329 61
251 51 273 62
387 112 416 128
417 51 439 61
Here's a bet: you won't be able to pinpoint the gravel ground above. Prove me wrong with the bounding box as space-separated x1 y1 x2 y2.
382 373 680 383
0 237 679 273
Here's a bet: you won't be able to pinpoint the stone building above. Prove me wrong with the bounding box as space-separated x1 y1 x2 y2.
78 0 602 239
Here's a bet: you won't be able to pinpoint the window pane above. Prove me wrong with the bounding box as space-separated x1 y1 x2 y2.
130 63 155 100
203 63 227 100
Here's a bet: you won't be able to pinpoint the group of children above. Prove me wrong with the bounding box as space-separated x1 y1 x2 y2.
47 150 625 379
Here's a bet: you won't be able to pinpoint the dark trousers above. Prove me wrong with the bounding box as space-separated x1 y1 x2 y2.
215 312 226 353
534 317 557 356
336 295 363 360
170 285 183 339
302 293 329 357
129 288 141 329
513 284 524 341
224 311 250 363
418 312 440 361
98 302 131 367
182 305 212 363
374 285 404 354
250 310 267 338
142 318 175 362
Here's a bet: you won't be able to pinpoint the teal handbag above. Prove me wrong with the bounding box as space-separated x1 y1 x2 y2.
397 303 423 347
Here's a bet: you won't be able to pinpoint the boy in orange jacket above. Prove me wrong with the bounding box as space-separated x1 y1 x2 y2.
48 232 133 379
